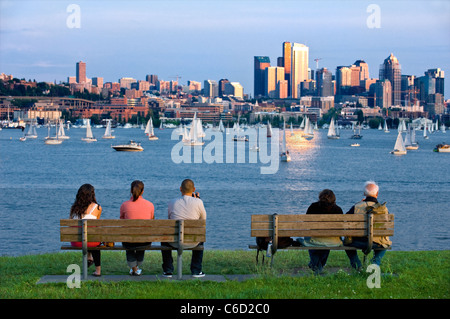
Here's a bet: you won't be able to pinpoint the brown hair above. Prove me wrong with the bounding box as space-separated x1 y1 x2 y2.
318 189 336 205
130 180 144 201
180 179 195 194
70 184 98 219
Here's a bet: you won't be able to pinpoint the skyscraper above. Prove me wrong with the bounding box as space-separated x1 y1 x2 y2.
282 42 291 96
290 43 309 99
204 80 218 98
265 66 285 98
76 61 86 84
254 56 270 98
316 68 333 97
379 53 401 106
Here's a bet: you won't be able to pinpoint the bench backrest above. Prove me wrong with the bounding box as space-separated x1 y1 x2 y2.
251 214 394 239
60 219 206 244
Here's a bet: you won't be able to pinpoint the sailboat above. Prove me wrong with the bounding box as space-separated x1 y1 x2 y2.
405 125 419 150
390 131 407 155
144 118 158 140
45 121 63 145
81 119 97 142
290 123 295 136
383 120 390 133
301 117 314 140
440 124 446 133
378 122 383 130
24 120 38 139
350 123 363 139
57 120 70 139
102 119 115 139
184 113 204 146
232 114 248 141
327 117 340 139
280 122 291 162
423 124 429 139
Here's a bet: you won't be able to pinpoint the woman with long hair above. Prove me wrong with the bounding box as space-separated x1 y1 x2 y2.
70 183 102 276
120 180 154 276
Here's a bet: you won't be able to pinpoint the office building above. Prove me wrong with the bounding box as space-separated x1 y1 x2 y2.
281 42 292 96
76 61 86 84
254 56 271 98
265 66 285 98
291 43 309 99
379 53 401 106
204 80 218 98
316 68 333 97
92 77 103 89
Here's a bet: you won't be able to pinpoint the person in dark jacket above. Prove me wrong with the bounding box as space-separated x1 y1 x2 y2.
297 189 343 274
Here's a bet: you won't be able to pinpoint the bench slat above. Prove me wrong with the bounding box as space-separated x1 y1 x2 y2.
60 219 206 227
251 214 393 222
60 234 205 243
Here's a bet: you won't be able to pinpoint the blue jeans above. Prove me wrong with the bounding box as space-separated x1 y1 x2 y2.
345 240 386 268
161 242 204 275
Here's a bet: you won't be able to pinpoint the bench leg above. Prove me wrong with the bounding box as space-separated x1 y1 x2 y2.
177 249 183 280
82 249 88 280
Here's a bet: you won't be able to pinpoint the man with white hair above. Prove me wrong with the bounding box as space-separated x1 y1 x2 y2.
344 181 392 270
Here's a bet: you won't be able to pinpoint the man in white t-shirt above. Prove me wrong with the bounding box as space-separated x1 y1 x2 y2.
161 179 206 278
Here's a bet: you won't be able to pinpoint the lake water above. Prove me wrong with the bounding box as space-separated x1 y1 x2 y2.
0 124 449 256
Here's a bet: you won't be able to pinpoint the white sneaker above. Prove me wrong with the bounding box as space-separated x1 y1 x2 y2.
130 268 142 276
192 272 205 278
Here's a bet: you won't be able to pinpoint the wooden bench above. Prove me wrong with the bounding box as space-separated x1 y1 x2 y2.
249 213 394 266
60 219 206 280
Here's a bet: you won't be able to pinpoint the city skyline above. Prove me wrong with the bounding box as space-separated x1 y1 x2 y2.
1 0 449 98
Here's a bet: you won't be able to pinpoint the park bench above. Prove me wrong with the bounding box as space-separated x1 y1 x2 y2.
60 219 206 280
249 213 394 266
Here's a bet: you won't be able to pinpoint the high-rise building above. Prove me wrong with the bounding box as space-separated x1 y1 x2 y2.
76 61 86 84
146 74 159 85
290 43 309 99
225 82 244 98
254 56 270 98
119 77 137 89
379 53 401 106
336 66 352 95
282 42 292 96
373 79 392 109
265 66 285 98
92 77 103 89
218 79 230 97
316 68 333 97
354 60 369 82
204 80 218 98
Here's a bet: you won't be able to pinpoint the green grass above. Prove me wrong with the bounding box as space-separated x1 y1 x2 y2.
0 250 448 299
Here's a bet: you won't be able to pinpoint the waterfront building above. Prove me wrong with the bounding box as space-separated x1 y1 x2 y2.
290 43 309 99
379 53 402 106
224 82 244 99
76 61 86 84
254 56 271 98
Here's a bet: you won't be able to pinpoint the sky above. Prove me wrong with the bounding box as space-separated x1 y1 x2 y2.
1 0 449 98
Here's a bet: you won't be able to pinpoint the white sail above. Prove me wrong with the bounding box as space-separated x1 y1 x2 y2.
144 119 151 135
384 120 390 133
218 119 224 132
327 117 339 139
290 123 294 136
280 121 291 162
184 112 204 146
391 131 407 155
102 119 115 139
82 119 97 142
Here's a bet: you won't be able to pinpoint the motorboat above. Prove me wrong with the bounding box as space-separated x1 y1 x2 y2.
433 144 450 153
111 140 144 152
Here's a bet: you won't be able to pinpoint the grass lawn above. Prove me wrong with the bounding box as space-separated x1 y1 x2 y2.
0 249 448 299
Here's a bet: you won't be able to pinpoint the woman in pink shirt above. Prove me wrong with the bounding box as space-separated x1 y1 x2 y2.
120 180 154 276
